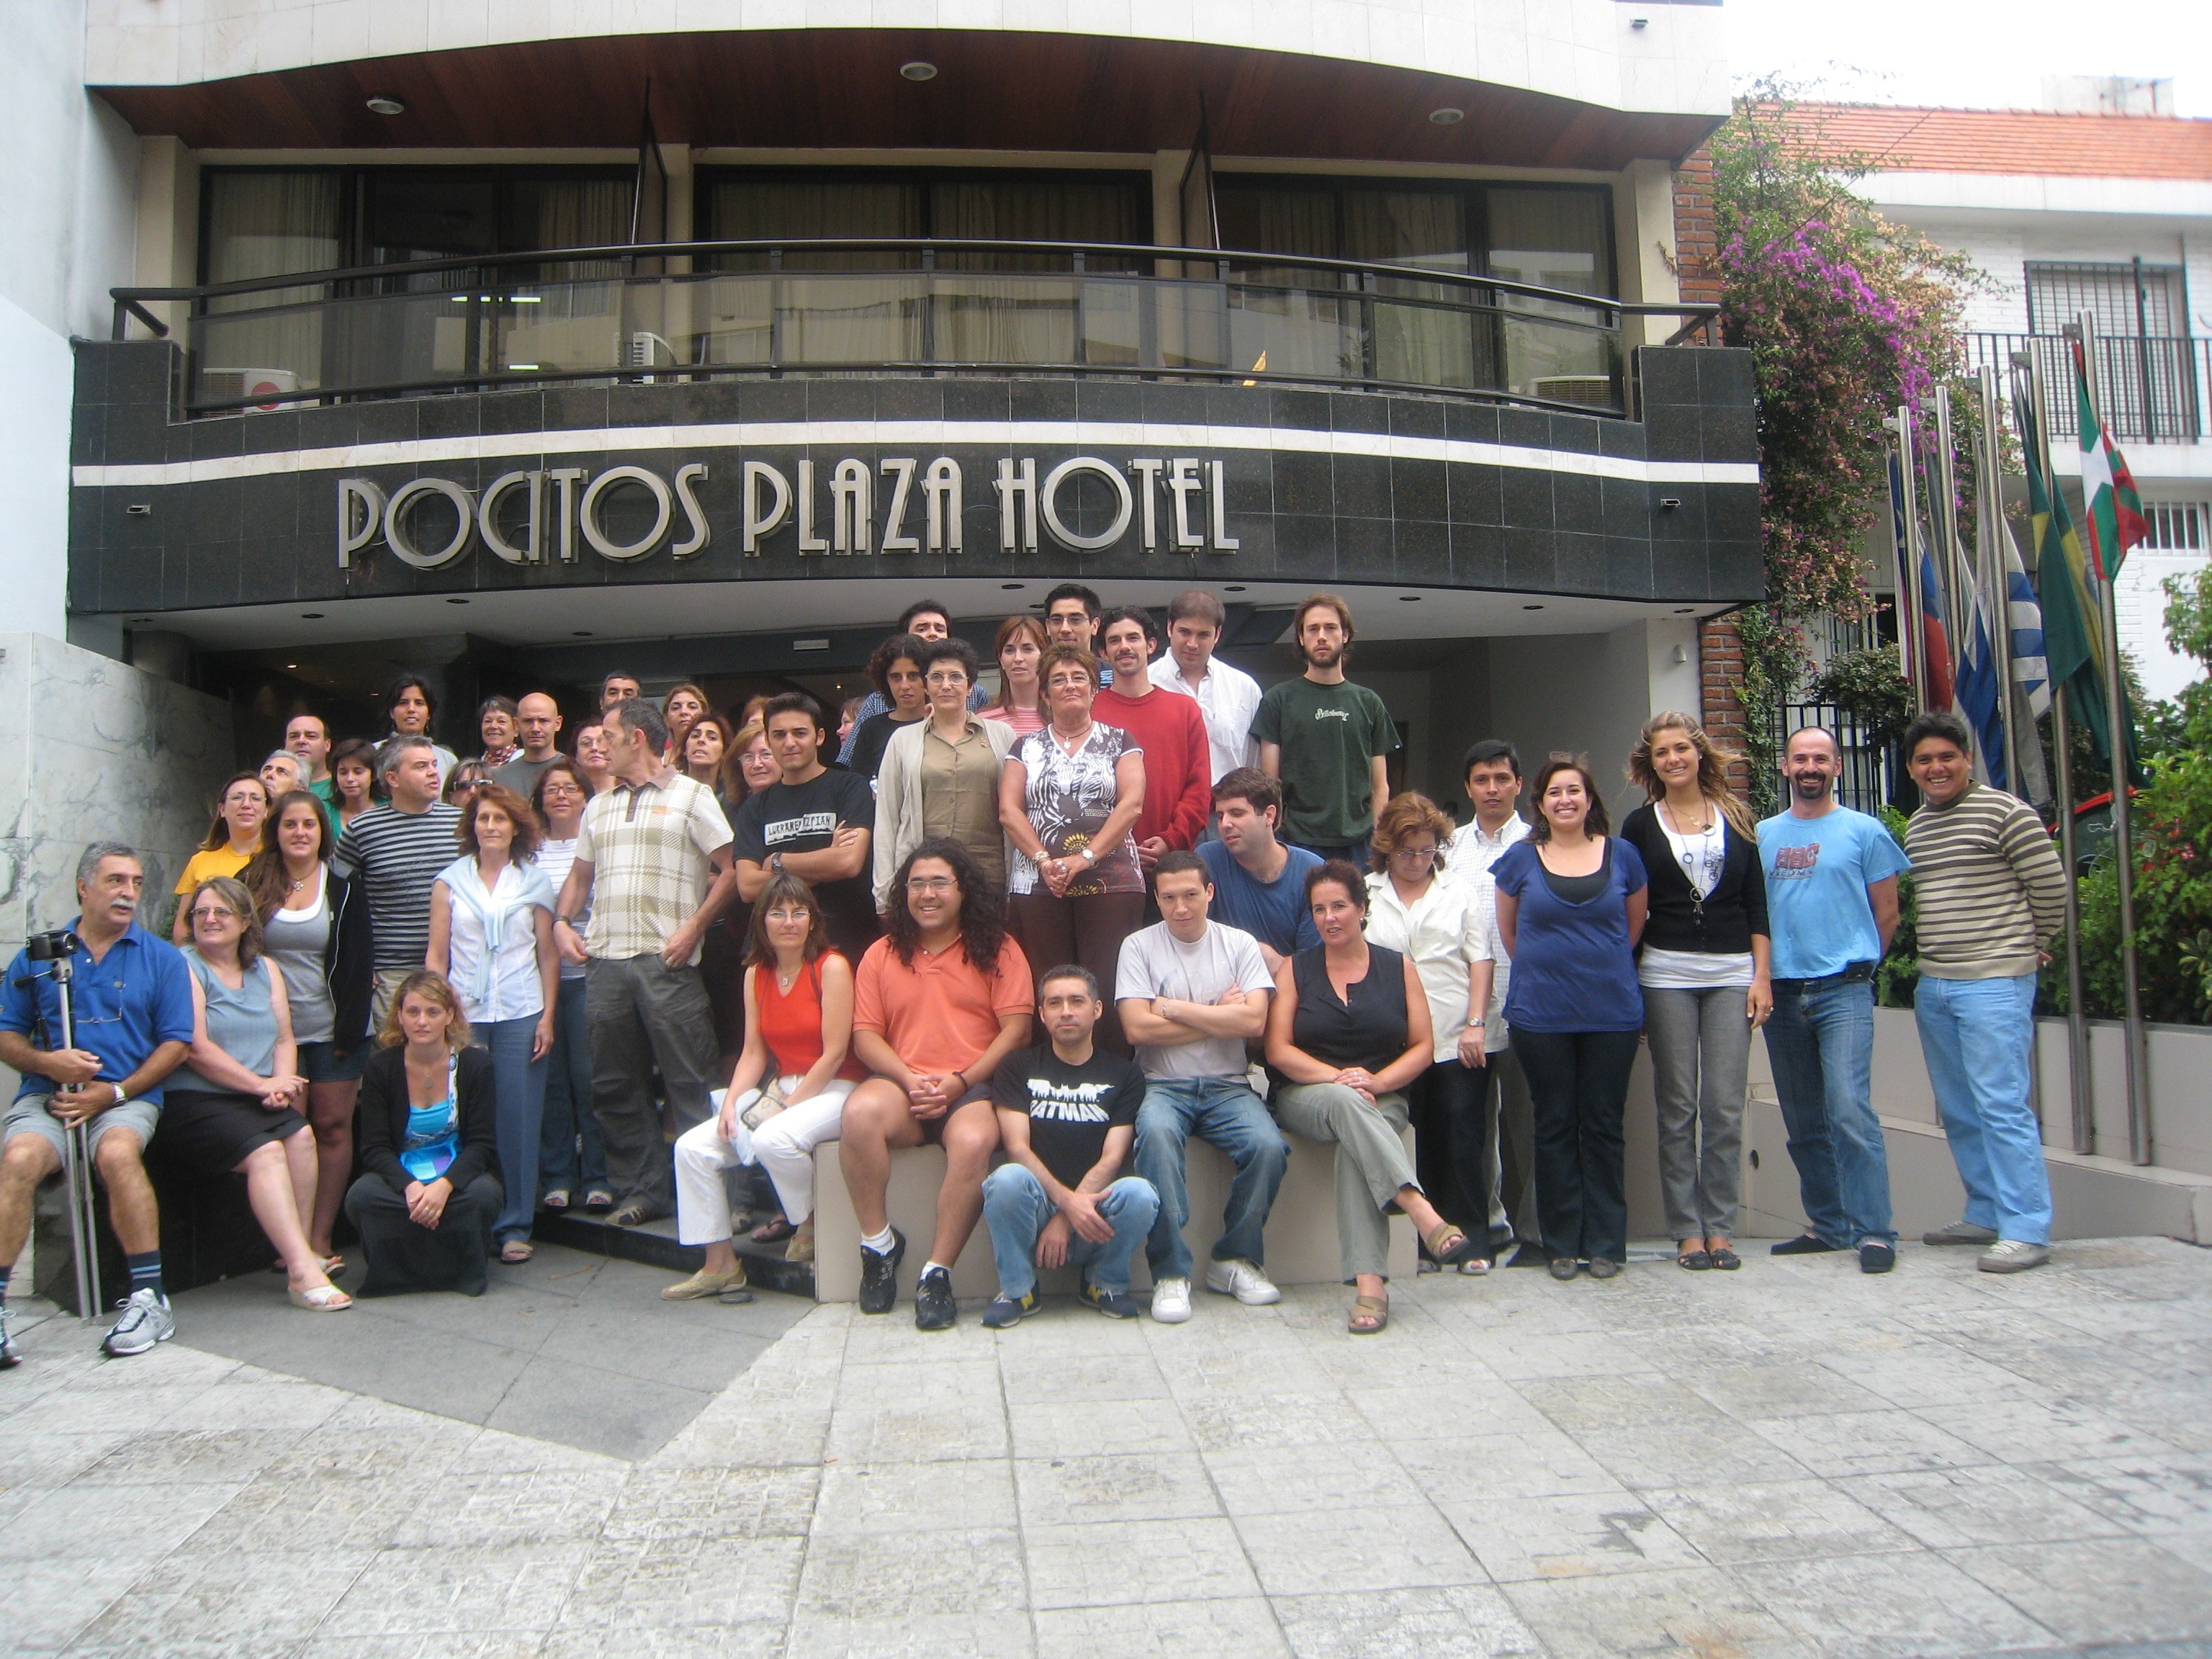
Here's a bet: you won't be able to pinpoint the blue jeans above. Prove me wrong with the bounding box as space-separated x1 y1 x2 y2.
981 1166 1159 1299
538 977 606 1197
1133 1077 1289 1280
1763 979 1894 1247
1915 973 2051 1244
477 1015 550 1246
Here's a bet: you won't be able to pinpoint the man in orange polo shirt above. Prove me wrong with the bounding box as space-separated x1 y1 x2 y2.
840 838 1033 1330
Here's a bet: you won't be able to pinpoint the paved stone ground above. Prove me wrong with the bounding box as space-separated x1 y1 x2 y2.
3 1235 2211 1657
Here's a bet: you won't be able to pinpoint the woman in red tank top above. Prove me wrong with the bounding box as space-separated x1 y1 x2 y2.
665 873 859 1298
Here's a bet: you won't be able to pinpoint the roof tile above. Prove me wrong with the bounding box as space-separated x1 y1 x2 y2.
1763 102 2212 181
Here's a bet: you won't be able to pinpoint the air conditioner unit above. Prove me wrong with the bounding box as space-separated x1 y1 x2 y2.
201 367 302 412
1530 374 1617 409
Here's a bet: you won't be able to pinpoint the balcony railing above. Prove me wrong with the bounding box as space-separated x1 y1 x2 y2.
110 239 1717 421
1965 331 2209 444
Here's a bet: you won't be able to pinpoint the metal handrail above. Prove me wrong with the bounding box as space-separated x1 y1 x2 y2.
110 236 1715 332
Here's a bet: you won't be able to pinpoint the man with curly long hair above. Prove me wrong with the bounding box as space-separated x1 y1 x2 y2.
838 840 1032 1331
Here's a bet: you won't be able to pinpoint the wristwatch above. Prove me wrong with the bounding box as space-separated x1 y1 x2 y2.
1467 1019 1485 1030
1078 847 1096 863
109 1083 130 1107
770 853 786 873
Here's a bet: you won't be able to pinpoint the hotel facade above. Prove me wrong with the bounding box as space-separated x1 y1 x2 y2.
5 0 1755 932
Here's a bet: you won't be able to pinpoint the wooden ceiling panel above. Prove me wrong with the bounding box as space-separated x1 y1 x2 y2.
94 30 1720 169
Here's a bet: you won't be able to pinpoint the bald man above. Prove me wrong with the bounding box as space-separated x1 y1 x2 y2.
491 693 565 798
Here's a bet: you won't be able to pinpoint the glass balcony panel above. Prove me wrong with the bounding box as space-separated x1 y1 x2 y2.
932 276 1079 365
775 275 923 364
1225 287 1362 383
1079 278 1143 367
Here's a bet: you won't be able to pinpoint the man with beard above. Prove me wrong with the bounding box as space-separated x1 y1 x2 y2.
1755 727 1910 1273
1249 594 1398 864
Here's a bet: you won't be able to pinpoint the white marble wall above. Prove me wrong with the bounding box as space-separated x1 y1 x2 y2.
0 632 235 945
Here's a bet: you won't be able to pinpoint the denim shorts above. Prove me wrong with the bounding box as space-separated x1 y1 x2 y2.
297 1040 367 1084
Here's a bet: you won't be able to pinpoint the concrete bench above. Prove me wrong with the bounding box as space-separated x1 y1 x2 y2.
812 1126 1416 1303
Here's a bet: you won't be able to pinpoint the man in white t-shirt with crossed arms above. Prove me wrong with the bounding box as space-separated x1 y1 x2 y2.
1117 850 1288 1323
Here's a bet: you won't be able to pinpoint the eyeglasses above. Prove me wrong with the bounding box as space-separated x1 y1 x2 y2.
906 876 958 893
1390 846 1439 863
189 906 239 923
451 778 486 792
925 671 970 688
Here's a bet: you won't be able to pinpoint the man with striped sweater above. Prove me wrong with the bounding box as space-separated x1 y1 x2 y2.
1902 712 2069 1274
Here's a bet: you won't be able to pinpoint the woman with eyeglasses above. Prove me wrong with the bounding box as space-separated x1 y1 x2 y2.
165 876 351 1310
173 772 270 943
874 637 1017 917
440 758 489 807
1362 793 1499 1275
572 721 614 796
997 644 1145 1054
243 789 374 1270
427 783 557 1264
531 760 611 1213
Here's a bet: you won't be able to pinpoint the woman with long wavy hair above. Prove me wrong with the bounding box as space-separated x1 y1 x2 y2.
1619 712 1771 1273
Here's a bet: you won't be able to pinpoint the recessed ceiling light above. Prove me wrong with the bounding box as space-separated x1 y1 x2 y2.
900 60 938 81
1522 603 1545 611
1674 607 1695 614
286 662 299 669
129 616 152 624
300 611 324 619
1224 585 1247 593
1398 595 1421 602
572 630 595 637
446 598 469 606
365 94 407 116
1429 107 1465 126
1001 582 1024 590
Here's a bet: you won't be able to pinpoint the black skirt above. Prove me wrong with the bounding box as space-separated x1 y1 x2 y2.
158 1089 310 1176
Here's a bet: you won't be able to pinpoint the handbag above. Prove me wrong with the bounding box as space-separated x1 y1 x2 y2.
739 1076 791 1130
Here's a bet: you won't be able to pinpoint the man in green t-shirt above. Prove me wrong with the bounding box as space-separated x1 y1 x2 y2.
1249 594 1398 863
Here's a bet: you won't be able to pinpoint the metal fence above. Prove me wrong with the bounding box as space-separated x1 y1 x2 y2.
1964 331 2208 444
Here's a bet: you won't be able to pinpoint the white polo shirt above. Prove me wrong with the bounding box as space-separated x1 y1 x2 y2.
1150 653 1262 781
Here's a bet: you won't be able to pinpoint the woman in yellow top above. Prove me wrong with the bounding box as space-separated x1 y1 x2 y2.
173 771 271 942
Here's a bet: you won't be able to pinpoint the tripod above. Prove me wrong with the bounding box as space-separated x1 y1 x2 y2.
16 935 103 1321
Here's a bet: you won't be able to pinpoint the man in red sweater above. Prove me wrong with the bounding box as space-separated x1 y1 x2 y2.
1097 607 1214 877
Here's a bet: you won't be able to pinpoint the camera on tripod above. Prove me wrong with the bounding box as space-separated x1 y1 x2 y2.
24 929 83 963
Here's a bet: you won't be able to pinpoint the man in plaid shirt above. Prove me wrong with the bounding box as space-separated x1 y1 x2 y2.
554 698 740 1226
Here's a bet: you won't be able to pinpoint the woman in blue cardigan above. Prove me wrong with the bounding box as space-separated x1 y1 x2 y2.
1491 755 1648 1280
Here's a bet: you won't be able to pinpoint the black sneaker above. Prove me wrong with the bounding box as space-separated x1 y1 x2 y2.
1770 1234 1842 1256
1079 1281 1141 1320
914 1266 957 1331
981 1290 1038 1329
858 1228 905 1316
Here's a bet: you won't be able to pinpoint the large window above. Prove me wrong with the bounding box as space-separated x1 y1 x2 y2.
2026 260 2188 337
1213 178 1616 402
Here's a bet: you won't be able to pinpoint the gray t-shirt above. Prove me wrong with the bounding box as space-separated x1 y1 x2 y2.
490 753 557 801
261 867 336 1044
1115 920 1269 1081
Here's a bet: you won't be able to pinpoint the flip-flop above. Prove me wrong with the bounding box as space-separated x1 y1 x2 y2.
541 1190 570 1210
500 1241 534 1264
289 1283 352 1311
750 1216 797 1244
1348 1294 1390 1334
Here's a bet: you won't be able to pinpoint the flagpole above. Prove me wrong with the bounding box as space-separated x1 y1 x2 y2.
2015 349 2095 1158
1889 408 1931 714
1931 390 1996 783
1977 365 2023 795
2073 311 2152 1167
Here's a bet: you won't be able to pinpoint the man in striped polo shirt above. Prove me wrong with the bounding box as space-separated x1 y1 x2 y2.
334 737 464 1028
1902 711 2069 1274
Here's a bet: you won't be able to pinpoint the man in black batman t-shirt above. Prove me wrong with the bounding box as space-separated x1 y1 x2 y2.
981 966 1159 1326
732 692 880 961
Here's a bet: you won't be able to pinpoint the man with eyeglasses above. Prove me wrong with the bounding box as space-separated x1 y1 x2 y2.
0 844 194 1361
334 735 464 1028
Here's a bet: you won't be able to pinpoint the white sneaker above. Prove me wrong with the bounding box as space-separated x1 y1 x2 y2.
1978 1239 2051 1274
102 1287 175 1357
1205 1258 1282 1306
0 1299 19 1369
1150 1277 1193 1323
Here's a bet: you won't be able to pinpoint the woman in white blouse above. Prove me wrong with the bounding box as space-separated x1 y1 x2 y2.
428 782 559 1263
1363 793 1498 1274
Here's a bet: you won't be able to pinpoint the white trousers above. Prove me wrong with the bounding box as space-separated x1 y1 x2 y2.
672 1079 855 1244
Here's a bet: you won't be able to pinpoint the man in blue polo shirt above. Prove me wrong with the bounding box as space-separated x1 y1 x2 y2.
1196 769 1321 974
0 842 194 1362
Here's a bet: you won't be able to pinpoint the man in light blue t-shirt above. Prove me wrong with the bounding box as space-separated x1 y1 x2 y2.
1756 727 1911 1273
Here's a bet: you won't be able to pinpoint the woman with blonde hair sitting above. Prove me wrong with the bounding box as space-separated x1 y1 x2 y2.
165 875 349 1310
345 971 503 1297
1619 712 1771 1273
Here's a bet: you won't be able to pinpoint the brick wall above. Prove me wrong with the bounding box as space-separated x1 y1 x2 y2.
1673 146 1721 308
1700 615 1753 792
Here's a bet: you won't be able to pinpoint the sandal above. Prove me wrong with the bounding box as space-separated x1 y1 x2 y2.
1348 1294 1390 1334
1417 1258 1442 1274
1457 1257 1491 1276
609 1202 652 1228
1709 1246 1742 1271
786 1218 815 1264
1678 1248 1712 1271
583 1189 614 1210
1421 1222 1482 1267
500 1241 535 1264
288 1283 352 1312
750 1215 797 1244
541 1189 570 1210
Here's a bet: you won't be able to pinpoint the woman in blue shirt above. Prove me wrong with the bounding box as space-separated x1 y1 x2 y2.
1491 755 1648 1280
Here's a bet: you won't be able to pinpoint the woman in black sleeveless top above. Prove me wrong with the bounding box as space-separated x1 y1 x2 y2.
1266 860 1485 1333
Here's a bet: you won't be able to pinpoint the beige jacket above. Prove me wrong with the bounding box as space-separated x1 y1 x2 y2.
870 714 1019 914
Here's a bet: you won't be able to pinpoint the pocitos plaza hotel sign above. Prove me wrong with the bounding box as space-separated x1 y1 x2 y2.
338 453 1244 570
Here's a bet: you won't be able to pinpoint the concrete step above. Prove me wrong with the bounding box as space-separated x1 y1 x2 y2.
531 1207 815 1300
